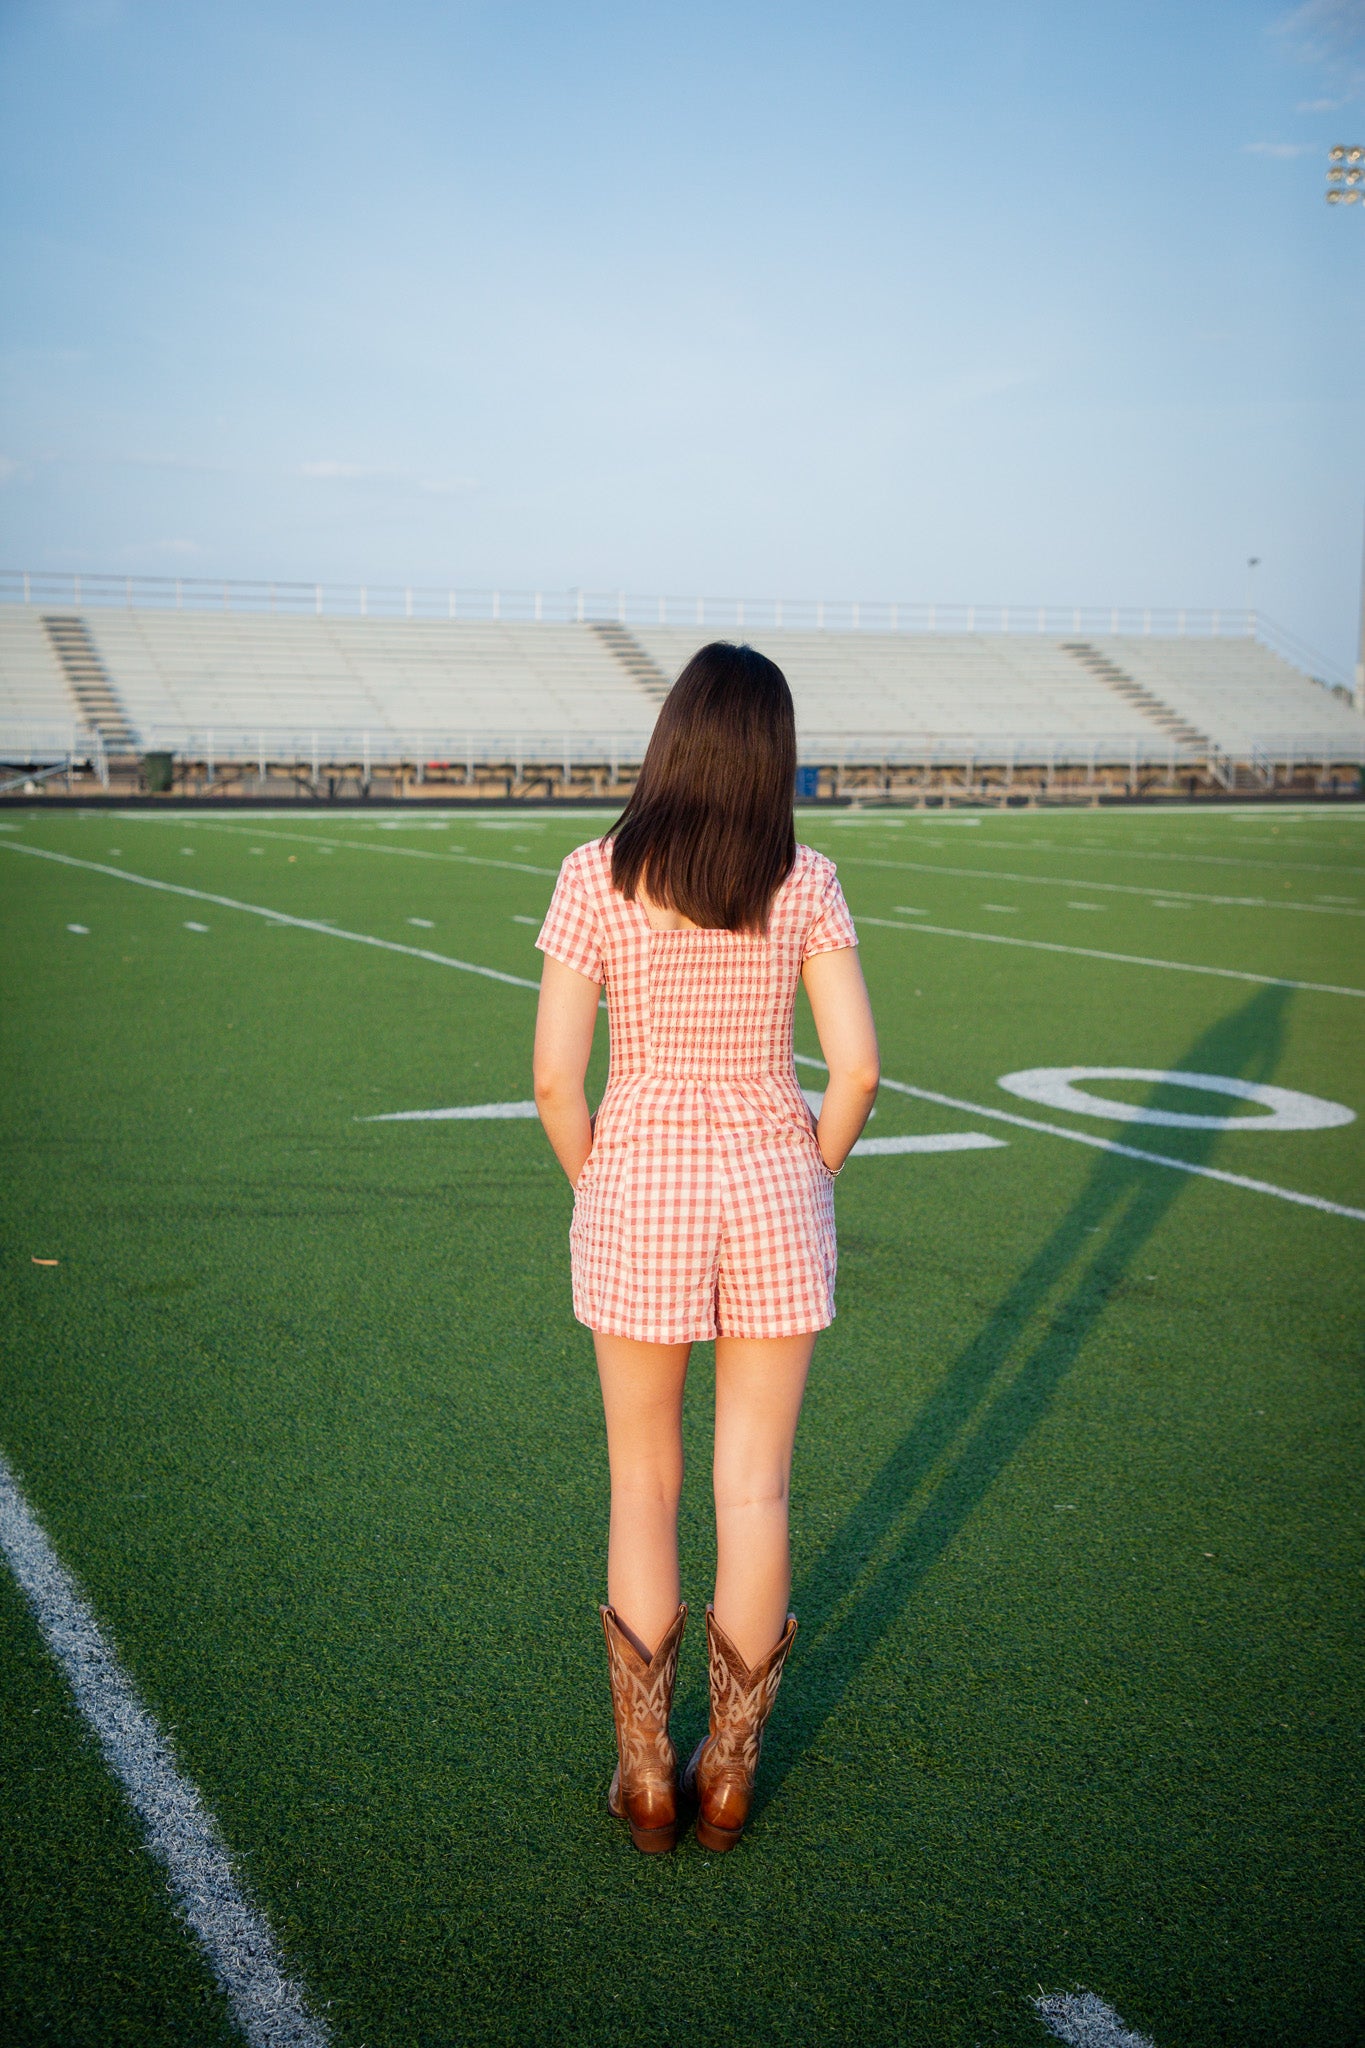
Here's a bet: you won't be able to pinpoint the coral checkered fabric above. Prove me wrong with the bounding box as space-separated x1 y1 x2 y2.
536 839 858 1343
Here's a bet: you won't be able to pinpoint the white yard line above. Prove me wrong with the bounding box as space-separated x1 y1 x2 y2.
857 913 1365 1000
358 1106 1004 1153
1033 1989 1156 2047
0 1449 330 2048
9 840 1358 1220
837 853 1365 916
361 1101 540 1121
910 840 1365 881
792 1056 1365 1222
852 1132 1006 1155
120 815 560 879
0 844 540 991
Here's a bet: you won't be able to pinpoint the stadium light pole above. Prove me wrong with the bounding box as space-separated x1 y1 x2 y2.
1325 148 1365 711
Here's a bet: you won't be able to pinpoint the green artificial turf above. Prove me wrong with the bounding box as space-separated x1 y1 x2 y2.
0 802 1362 2046
0 1568 239 2046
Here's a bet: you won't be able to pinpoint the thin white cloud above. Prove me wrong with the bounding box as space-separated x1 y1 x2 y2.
1296 94 1344 107
0 449 476 497
1275 0 1365 99
108 452 232 475
1242 140 1318 155
299 459 478 496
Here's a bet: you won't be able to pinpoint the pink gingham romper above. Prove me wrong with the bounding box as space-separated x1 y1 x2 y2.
536 838 859 1344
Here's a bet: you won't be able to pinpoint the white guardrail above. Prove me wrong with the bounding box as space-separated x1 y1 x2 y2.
2 724 1362 776
0 566 1351 690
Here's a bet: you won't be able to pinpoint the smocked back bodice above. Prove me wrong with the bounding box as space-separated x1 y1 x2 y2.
537 837 858 1096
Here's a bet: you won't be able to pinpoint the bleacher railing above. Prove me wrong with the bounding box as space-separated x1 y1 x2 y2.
2 723 1362 774
0 567 1264 641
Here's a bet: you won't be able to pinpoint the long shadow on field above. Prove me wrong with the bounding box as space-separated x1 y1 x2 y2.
757 984 1290 1806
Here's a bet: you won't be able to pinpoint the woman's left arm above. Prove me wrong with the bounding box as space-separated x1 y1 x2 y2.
532 954 601 1186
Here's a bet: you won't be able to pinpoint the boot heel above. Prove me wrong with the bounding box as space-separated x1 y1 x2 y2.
629 1819 679 1854
694 1813 743 1854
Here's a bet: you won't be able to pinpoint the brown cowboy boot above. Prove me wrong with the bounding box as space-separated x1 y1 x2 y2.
601 1601 687 1853
683 1605 797 1852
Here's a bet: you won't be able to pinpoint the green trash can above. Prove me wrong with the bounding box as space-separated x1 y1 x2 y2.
143 752 174 794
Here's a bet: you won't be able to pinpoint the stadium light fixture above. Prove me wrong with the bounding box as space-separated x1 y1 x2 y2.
1326 143 1365 204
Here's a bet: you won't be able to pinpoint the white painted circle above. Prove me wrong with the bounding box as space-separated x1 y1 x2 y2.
997 1066 1356 1133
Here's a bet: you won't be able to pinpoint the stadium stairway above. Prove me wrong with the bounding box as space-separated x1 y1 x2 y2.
590 621 672 705
1061 641 1208 750
41 614 139 751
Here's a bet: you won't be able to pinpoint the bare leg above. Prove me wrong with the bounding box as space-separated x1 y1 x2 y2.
712 1333 817 1665
593 1333 691 1658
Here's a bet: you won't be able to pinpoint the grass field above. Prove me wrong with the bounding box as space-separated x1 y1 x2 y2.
1 799 1362 2048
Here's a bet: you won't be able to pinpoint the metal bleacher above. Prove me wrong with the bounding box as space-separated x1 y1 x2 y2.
0 605 76 744
1 576 1359 800
630 627 1163 751
1084 636 1365 757
80 610 658 755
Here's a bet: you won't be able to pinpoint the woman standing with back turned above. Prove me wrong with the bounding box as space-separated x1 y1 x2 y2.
533 642 879 1853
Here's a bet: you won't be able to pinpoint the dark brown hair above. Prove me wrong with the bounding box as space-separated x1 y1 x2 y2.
610 641 797 932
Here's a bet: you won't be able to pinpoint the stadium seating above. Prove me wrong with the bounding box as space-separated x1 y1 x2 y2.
80 612 658 747
0 602 1359 768
631 628 1161 748
0 606 82 745
1085 636 1363 755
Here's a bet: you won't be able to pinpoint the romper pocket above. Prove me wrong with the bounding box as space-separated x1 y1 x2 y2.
570 1144 624 1257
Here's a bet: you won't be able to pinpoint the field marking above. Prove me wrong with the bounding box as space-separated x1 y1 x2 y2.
0 1448 330 2048
852 1132 1006 1155
1034 1989 1155 2047
858 913 1365 1000
361 1101 540 1121
836 851 1365 916
360 1099 1000 1156
899 839 1365 880
119 816 560 879
792 1056 1365 1221
998 1066 1354 1133
102 808 1365 890
0 844 541 991
10 840 1358 1219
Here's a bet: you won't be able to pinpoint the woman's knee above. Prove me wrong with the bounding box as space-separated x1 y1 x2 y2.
713 1465 790 1518
611 1461 684 1514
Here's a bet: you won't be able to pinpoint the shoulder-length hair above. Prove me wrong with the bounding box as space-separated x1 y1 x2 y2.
610 641 797 933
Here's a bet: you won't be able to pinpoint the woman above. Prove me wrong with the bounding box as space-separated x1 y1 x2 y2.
533 641 879 1854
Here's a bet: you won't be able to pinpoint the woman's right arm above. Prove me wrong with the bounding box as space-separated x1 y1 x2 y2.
801 947 880 1173
533 954 601 1186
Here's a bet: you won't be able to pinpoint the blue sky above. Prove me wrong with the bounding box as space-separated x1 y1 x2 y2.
1 0 1362 674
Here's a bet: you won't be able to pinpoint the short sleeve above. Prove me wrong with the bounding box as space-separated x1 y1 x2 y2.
536 852 605 984
803 860 858 959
